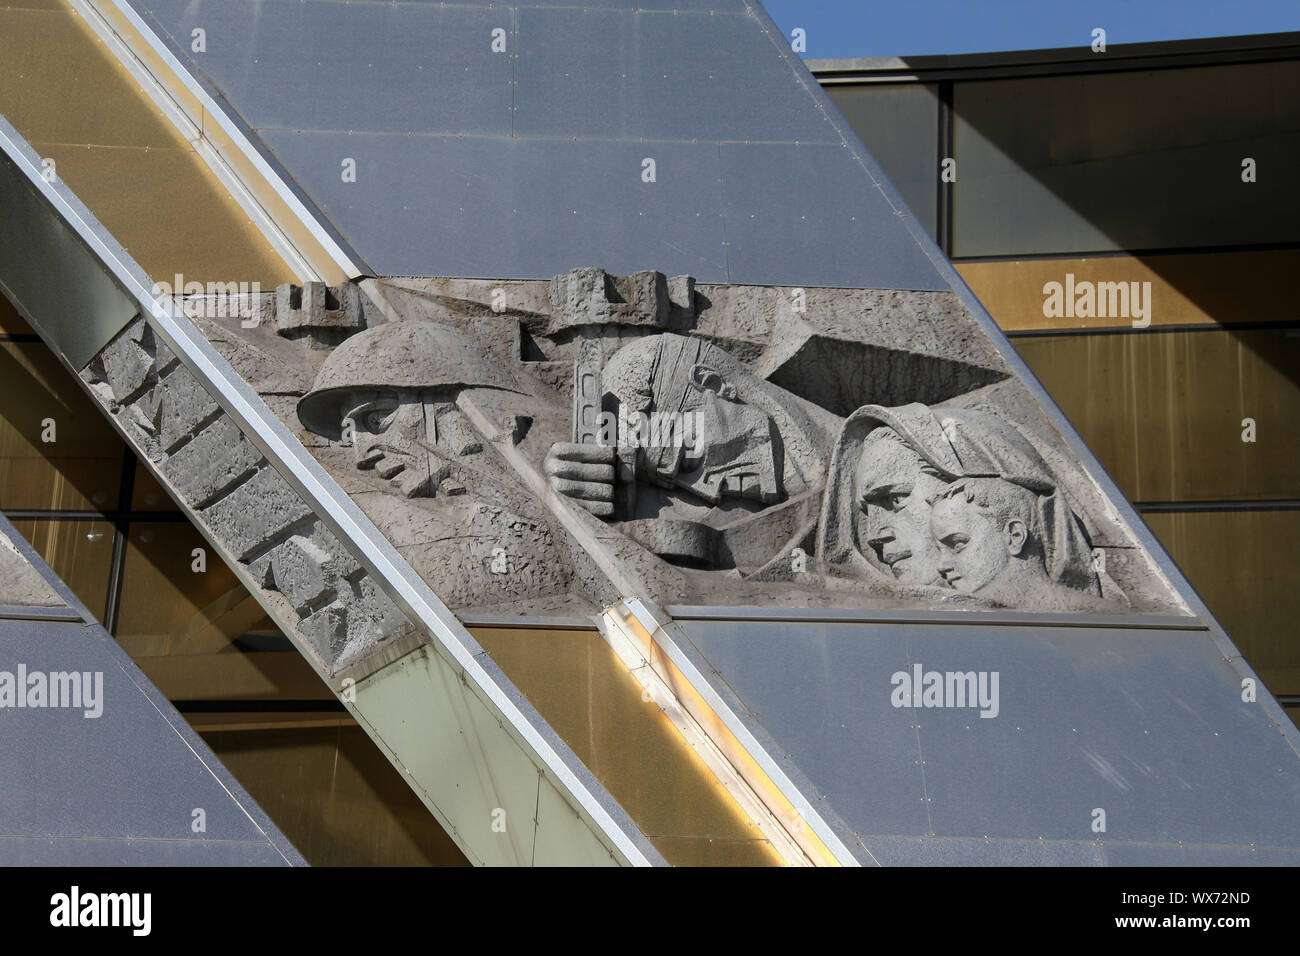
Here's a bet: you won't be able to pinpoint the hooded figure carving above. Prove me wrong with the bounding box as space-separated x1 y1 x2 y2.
817 403 1123 609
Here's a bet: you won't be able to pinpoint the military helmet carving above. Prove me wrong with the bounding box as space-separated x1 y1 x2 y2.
297 320 518 439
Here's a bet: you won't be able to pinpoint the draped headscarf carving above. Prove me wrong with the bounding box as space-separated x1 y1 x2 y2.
817 403 1102 596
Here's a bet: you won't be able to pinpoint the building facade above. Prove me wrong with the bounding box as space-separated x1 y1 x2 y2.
2 3 1296 865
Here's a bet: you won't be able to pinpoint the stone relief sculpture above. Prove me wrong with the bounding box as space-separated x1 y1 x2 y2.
197 266 1178 616
816 403 1126 609
294 320 579 612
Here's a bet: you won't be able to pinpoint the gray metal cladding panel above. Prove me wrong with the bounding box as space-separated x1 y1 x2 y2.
718 143 947 289
859 836 1106 867
135 1 514 136
633 0 751 10
0 619 290 863
127 0 949 288
1098 843 1300 866
262 130 729 279
513 8 837 143
676 618 1300 862
2 837 295 867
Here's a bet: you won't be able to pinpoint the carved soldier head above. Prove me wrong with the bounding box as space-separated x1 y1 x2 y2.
601 334 784 505
297 321 518 498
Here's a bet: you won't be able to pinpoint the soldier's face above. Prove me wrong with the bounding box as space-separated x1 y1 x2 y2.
856 433 947 586
676 385 782 504
342 390 438 498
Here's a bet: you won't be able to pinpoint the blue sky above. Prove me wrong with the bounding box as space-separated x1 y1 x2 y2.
761 0 1300 59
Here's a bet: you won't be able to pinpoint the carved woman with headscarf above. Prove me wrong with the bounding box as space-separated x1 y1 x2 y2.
816 403 1124 609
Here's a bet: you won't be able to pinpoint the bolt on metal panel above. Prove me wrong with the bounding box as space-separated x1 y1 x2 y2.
259 131 730 280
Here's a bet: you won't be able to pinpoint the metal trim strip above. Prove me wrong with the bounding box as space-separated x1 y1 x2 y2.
89 0 369 281
662 605 1210 630
624 598 865 867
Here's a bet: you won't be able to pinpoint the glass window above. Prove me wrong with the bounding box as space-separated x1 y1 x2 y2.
131 462 178 512
199 724 471 866
0 342 123 511
957 249 1300 333
1144 509 1300 698
1014 328 1300 503
824 82 940 239
0 292 33 334
10 518 114 616
953 61 1300 256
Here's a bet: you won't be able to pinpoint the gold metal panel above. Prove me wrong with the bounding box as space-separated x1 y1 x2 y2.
1143 510 1300 698
136 651 332 703
0 2 293 285
648 835 787 867
957 250 1300 332
200 724 471 867
81 0 206 139
10 518 113 615
0 341 122 511
473 626 783 865
1 1 70 12
1013 329 1300 502
0 7 177 148
34 141 290 286
81 0 352 283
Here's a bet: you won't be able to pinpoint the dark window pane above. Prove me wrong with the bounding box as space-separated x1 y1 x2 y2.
953 61 1300 256
131 462 178 512
10 518 113 617
200 724 470 866
1014 328 1300 503
1144 510 1300 698
114 521 320 702
0 292 33 334
0 342 122 511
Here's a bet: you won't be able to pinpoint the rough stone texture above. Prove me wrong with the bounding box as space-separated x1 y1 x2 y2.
295 320 518 441
275 281 364 347
0 528 64 608
815 403 1131 611
547 267 696 335
191 269 1185 617
79 314 431 674
298 601 348 662
99 320 154 403
202 465 313 561
257 520 408 666
268 533 337 614
340 573 410 663
754 291 1009 415
158 362 221 454
161 416 265 508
